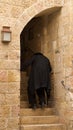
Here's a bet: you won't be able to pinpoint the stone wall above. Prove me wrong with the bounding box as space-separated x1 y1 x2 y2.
0 1 20 130
43 1 73 129
0 1 39 129
20 1 73 129
0 0 73 130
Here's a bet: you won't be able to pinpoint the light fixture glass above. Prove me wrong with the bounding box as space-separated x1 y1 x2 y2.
2 26 11 43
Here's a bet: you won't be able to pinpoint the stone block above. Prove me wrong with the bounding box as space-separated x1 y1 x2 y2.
0 83 8 93
54 52 64 73
0 71 8 82
8 70 20 82
66 76 73 90
0 60 20 70
0 94 6 105
8 82 20 94
54 0 64 5
7 117 19 129
0 105 10 117
65 67 73 77
11 6 24 18
8 50 20 60
0 0 72 130
63 46 72 67
0 117 7 129
0 51 8 59
58 36 69 48
6 94 19 105
11 105 20 117
0 3 11 17
8 41 20 50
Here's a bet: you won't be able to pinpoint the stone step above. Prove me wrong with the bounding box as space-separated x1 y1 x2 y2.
20 108 55 116
20 124 66 130
20 115 59 125
20 100 54 108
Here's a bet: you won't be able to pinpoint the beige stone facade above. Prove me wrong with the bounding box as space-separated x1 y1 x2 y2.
0 0 73 130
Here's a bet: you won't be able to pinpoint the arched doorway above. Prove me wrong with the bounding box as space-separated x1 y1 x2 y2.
13 1 72 128
12 0 64 113
20 9 61 108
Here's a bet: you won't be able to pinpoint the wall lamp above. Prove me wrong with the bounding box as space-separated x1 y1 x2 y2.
1 26 11 43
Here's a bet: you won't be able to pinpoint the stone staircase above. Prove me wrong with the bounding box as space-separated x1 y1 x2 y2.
20 72 66 130
20 104 66 130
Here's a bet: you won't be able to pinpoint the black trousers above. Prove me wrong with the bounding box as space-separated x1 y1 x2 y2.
27 86 51 107
37 87 51 103
36 87 46 105
27 86 36 107
27 86 46 106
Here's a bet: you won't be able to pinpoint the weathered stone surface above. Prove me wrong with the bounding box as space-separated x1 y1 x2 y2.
6 94 19 105
0 94 6 105
0 51 8 59
0 71 8 82
1 0 38 7
8 82 20 94
8 70 20 82
0 118 7 129
7 117 19 129
11 6 24 18
66 76 73 89
0 0 73 129
0 83 8 93
11 105 20 117
8 50 20 60
0 60 20 70
0 105 10 117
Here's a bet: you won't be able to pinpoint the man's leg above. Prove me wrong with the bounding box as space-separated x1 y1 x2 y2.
45 88 51 105
27 86 37 109
36 87 46 108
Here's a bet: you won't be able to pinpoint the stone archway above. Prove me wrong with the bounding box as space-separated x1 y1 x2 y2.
12 0 65 122
14 0 64 34
13 0 73 129
13 0 64 107
18 0 64 108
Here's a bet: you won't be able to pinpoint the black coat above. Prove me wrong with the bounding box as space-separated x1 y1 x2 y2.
24 53 52 93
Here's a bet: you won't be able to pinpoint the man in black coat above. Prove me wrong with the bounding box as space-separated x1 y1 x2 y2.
24 52 52 109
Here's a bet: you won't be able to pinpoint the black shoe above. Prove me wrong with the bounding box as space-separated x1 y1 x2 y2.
32 104 37 110
41 102 45 109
